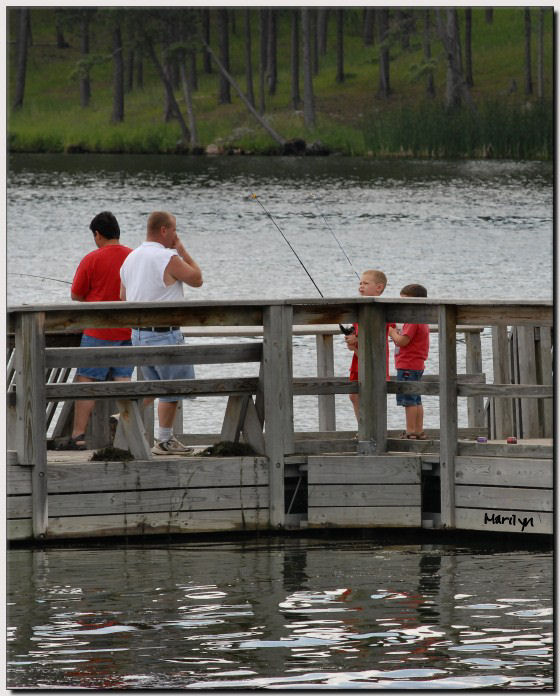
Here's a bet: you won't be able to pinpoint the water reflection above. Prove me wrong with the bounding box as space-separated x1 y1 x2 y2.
7 538 552 689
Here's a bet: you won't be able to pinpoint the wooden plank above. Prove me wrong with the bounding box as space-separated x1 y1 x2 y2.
455 456 552 488
357 303 387 452
308 506 421 528
8 509 270 541
439 304 458 528
30 458 269 494
15 312 48 538
221 395 249 442
455 508 552 535
492 325 515 439
7 463 32 494
465 330 485 428
455 485 552 512
9 484 269 519
262 305 294 527
308 484 420 507
240 398 266 455
316 333 336 431
45 343 263 368
307 455 421 484
46 376 260 401
457 304 552 326
458 441 553 458
536 326 553 437
115 399 153 460
457 384 552 398
517 326 540 437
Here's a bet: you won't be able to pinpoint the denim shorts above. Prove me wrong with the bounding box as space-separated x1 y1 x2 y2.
396 368 424 406
76 334 134 380
132 328 195 403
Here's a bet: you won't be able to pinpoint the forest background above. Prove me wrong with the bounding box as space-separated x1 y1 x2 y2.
7 6 554 159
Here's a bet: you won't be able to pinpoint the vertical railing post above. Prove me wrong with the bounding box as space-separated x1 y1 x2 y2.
536 326 553 437
517 325 540 438
15 312 48 539
464 329 485 429
491 325 514 439
263 304 294 528
357 302 387 453
316 332 335 431
439 304 457 528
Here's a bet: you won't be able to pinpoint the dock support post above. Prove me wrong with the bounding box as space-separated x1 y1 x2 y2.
15 312 48 539
491 325 514 439
263 305 294 528
358 303 387 453
439 304 457 528
465 329 485 429
536 326 553 437
517 326 540 438
316 333 335 431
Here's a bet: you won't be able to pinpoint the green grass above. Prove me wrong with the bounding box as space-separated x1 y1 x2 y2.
7 8 554 158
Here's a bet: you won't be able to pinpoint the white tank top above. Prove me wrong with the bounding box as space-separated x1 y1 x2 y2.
120 242 184 302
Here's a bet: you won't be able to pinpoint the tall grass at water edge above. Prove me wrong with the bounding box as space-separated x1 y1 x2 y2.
363 100 553 159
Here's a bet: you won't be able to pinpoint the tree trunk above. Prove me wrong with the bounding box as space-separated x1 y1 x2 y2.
125 48 134 93
144 36 191 143
163 56 174 122
80 13 91 108
55 11 69 48
179 59 198 147
217 9 231 104
244 9 255 107
435 8 475 111
188 49 198 92
318 8 329 55
485 8 493 24
200 37 286 145
524 8 533 95
465 8 473 87
363 8 375 46
537 8 545 100
377 8 391 98
13 8 30 110
111 23 124 123
259 9 267 114
290 10 301 109
267 9 277 95
424 10 435 98
201 9 212 74
336 9 344 84
302 8 316 129
397 10 414 50
312 9 319 75
136 49 144 89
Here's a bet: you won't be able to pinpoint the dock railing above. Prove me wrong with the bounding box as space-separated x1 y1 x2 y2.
7 297 553 537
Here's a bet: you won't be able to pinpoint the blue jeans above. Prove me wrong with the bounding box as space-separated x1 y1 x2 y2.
76 334 134 380
396 368 424 406
132 329 195 403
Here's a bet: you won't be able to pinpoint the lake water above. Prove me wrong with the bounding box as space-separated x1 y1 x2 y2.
6 156 554 690
6 154 554 434
7 536 553 690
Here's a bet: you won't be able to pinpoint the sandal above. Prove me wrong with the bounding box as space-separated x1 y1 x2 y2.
415 431 428 440
55 434 87 451
400 432 418 440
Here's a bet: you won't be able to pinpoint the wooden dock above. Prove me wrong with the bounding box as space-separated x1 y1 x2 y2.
6 297 553 541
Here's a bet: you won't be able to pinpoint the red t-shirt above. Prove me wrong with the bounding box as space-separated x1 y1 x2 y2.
349 322 395 382
71 244 132 341
394 323 430 370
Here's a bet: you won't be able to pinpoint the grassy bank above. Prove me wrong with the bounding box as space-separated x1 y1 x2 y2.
7 8 554 159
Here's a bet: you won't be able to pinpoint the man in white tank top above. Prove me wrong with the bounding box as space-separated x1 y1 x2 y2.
120 211 203 455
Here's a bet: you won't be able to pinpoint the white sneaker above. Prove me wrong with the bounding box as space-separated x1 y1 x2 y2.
151 436 193 456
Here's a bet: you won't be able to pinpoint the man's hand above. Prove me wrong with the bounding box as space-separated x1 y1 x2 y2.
345 333 358 353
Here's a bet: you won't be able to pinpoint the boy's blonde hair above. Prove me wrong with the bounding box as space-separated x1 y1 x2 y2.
362 269 387 288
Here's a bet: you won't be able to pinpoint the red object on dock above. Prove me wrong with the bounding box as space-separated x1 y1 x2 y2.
506 436 517 444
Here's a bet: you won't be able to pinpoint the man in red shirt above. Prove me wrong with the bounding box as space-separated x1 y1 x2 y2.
57 211 133 450
388 284 430 440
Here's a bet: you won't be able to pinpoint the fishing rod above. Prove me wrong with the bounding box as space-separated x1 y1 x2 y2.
9 272 71 285
251 193 324 298
312 198 360 281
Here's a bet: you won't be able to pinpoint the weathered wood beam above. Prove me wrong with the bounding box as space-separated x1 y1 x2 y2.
439 303 458 528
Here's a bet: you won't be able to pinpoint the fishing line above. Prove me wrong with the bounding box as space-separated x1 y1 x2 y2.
251 193 324 298
9 272 71 285
312 198 360 280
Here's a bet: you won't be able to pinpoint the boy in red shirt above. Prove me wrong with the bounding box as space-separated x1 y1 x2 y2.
57 211 132 450
345 269 394 423
388 284 430 440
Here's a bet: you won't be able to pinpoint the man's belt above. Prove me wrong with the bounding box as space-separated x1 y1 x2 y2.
136 326 180 333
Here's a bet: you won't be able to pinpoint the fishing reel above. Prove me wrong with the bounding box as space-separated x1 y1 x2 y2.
339 324 355 336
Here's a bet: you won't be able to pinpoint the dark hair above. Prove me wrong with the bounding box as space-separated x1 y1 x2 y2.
89 211 120 240
400 283 427 298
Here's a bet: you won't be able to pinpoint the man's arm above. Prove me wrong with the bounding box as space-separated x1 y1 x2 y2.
119 282 127 301
71 291 86 301
165 239 203 287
